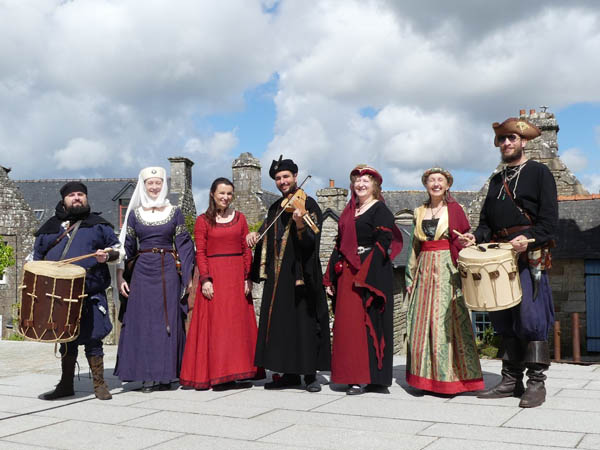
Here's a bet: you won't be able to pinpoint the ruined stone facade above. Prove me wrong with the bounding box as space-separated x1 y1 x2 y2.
231 153 270 228
0 167 38 339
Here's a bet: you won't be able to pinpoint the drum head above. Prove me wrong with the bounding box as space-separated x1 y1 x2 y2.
23 261 86 278
458 243 514 263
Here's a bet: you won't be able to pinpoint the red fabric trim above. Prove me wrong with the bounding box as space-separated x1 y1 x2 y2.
180 369 258 390
376 226 392 232
354 251 387 304
420 240 450 251
364 312 384 370
406 372 485 394
446 198 470 267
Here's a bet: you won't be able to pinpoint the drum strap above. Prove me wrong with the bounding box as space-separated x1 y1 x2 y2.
59 221 82 260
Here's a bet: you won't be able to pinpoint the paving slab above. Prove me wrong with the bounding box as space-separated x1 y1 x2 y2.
505 408 600 433
424 437 576 450
6 420 182 450
151 434 308 450
207 388 340 411
0 414 65 439
0 441 54 449
123 410 291 440
253 409 432 434
314 395 519 426
33 401 159 424
578 433 600 449
418 423 583 448
258 423 436 450
133 397 272 418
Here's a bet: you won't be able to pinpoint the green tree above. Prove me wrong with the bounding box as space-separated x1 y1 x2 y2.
0 238 16 277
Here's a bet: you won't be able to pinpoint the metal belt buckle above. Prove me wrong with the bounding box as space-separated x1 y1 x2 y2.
357 246 371 255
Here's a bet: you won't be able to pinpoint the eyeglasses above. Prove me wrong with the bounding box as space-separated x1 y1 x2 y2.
497 134 520 143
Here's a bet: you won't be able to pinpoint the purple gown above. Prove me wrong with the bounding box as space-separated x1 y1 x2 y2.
114 206 194 382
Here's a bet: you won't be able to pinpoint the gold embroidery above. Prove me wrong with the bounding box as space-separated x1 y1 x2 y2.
134 207 177 226
516 121 529 133
175 224 186 236
127 226 136 239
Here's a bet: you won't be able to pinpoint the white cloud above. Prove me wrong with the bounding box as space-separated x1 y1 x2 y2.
184 131 239 159
54 138 110 170
580 174 600 194
560 148 588 172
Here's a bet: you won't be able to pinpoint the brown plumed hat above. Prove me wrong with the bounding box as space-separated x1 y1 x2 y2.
492 117 541 146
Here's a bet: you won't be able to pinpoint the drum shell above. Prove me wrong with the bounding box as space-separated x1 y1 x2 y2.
457 244 522 312
17 261 86 343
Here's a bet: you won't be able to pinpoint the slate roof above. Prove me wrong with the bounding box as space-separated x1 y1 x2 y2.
383 190 478 214
14 178 180 230
257 190 280 209
553 198 600 259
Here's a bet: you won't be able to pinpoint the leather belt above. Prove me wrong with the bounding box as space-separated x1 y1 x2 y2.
493 225 531 240
138 248 175 254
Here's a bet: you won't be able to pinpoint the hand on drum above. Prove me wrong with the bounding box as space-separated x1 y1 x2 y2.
202 280 214 300
510 235 530 253
457 232 476 247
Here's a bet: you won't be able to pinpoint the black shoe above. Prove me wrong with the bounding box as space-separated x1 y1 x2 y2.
158 382 171 391
264 374 301 390
346 384 365 395
306 380 321 393
213 381 252 391
365 384 390 394
141 382 154 393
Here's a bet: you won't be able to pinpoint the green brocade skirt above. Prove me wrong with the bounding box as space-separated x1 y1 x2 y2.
406 240 484 394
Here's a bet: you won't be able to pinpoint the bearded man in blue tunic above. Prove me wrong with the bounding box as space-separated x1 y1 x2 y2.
35 181 120 401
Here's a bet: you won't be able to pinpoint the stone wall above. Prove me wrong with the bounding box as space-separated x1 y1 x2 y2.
168 157 197 217
231 152 267 227
0 167 38 339
548 259 587 358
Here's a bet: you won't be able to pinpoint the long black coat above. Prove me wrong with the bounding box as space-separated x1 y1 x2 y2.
251 196 331 374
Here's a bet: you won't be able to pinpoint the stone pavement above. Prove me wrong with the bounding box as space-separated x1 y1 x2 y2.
1 341 600 450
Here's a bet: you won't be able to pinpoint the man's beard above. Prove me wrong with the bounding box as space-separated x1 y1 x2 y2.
501 146 523 164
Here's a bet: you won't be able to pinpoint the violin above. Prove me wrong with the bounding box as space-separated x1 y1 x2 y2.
281 188 320 234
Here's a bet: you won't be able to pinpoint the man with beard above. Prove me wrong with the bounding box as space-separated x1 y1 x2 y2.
246 157 331 392
35 181 120 401
459 117 557 408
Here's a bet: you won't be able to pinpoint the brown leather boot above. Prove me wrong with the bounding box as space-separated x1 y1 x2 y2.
87 355 112 400
478 360 525 398
478 336 525 399
39 354 77 400
519 341 550 408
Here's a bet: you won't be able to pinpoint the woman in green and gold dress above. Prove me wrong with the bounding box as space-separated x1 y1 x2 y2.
405 167 484 394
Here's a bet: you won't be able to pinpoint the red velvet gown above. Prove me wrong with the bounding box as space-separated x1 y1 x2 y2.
180 211 259 388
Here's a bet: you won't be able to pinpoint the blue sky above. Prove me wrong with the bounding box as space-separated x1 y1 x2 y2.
2 0 600 210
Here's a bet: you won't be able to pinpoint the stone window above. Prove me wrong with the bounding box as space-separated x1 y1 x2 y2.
33 209 44 220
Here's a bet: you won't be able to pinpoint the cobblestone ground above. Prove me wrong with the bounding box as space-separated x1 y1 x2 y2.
2 341 600 449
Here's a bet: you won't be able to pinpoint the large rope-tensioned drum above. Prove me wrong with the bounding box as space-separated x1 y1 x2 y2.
18 261 87 343
457 243 522 312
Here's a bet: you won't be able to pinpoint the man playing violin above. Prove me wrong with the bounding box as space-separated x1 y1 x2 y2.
246 157 331 392
459 117 558 408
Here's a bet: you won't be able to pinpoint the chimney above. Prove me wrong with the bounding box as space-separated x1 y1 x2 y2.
168 157 194 194
329 179 335 188
529 109 536 115
519 109 526 115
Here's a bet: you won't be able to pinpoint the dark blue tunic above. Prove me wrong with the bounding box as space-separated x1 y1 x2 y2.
34 217 119 357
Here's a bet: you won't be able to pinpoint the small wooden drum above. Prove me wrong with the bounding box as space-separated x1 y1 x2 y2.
18 261 87 343
457 243 522 312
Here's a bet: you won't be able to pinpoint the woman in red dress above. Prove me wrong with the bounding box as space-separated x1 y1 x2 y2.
180 177 260 390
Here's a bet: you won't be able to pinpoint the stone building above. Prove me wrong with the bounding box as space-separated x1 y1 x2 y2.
0 166 38 339
1 157 196 341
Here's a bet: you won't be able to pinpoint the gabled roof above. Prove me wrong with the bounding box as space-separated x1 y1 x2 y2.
383 190 478 214
553 197 600 259
257 190 280 209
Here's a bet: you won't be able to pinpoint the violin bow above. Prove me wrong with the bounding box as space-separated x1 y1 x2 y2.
253 175 313 246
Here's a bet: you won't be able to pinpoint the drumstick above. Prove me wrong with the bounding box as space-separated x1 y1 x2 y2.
59 248 114 264
452 229 476 246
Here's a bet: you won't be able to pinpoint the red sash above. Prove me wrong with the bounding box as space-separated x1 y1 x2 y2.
420 239 450 252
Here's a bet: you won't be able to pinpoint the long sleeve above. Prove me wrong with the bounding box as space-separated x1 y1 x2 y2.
124 212 138 260
405 223 421 290
239 213 252 279
473 195 493 244
194 215 211 285
525 166 558 246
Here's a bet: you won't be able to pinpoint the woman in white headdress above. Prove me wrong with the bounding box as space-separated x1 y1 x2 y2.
114 166 195 393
